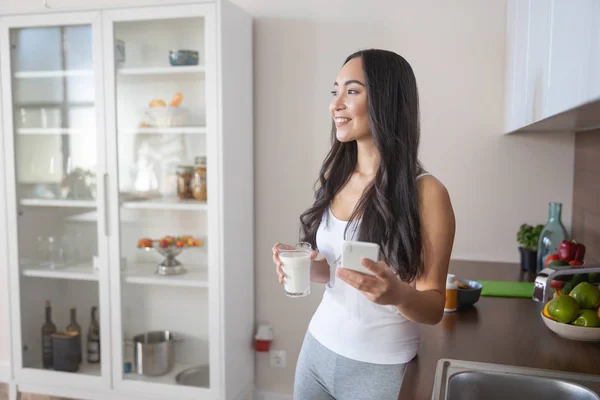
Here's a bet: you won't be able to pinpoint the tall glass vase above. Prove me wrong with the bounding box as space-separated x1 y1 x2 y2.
536 202 570 273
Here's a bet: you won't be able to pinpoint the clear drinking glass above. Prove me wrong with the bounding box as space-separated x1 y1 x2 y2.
277 242 312 297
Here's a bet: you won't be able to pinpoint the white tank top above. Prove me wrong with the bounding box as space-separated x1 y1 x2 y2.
307 172 431 364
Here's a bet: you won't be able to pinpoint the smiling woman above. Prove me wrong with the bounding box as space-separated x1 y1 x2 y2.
272 49 456 400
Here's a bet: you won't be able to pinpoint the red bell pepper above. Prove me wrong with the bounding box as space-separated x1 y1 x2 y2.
573 241 586 262
557 240 577 261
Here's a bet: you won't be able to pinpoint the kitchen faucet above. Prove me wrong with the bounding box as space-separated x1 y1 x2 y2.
533 265 600 303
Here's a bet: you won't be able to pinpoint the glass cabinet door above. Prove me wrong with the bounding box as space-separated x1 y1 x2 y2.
103 4 215 398
0 12 110 389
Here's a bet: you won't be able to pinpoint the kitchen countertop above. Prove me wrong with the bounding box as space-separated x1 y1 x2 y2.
399 259 600 400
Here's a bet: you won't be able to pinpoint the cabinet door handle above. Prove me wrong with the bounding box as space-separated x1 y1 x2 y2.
104 173 110 237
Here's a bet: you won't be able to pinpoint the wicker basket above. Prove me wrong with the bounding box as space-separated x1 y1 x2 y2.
139 107 190 128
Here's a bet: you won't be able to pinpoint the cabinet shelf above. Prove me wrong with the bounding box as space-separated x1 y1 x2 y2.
21 262 98 281
117 66 205 76
121 197 208 211
27 361 101 376
14 69 94 79
27 198 207 214
124 362 209 387
119 127 207 135
124 263 208 288
20 199 96 208
17 128 89 135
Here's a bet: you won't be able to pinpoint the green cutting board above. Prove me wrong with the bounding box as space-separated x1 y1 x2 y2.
477 280 534 298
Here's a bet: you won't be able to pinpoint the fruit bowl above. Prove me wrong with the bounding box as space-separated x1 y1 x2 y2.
541 312 600 342
137 236 203 276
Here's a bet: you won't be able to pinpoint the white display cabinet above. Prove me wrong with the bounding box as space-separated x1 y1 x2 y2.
0 2 254 399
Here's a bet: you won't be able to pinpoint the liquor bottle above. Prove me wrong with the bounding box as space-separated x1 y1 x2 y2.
87 306 100 364
41 300 57 369
65 308 82 364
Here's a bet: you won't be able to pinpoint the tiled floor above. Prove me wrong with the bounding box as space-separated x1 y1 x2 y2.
0 384 75 400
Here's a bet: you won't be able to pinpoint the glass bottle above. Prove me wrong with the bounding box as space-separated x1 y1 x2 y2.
41 300 57 369
65 308 82 364
536 202 570 273
176 165 194 199
87 306 100 364
192 156 207 201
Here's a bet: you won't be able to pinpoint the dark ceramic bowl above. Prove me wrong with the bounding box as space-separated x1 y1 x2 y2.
169 50 199 66
456 279 483 308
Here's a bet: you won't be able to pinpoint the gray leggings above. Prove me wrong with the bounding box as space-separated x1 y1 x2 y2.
293 331 406 400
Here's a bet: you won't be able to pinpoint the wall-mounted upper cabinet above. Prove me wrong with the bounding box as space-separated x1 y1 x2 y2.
526 0 551 124
503 0 530 133
545 0 594 118
589 1 600 102
504 0 600 134
0 0 194 15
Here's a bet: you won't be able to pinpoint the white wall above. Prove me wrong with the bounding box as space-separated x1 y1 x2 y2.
0 282 8 376
244 0 574 395
0 0 576 395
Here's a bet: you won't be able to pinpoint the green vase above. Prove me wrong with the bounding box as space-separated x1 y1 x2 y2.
536 202 569 273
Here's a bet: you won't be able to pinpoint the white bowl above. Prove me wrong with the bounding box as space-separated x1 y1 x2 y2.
139 107 190 127
541 311 600 342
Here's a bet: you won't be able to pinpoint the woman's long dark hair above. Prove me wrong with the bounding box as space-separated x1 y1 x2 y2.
300 49 424 282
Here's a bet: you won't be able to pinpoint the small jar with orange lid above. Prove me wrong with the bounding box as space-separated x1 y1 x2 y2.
444 273 458 312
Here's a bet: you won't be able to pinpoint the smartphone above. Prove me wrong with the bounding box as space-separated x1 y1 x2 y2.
341 240 380 276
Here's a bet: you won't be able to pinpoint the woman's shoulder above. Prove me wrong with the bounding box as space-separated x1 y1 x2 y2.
416 173 450 203
415 173 455 236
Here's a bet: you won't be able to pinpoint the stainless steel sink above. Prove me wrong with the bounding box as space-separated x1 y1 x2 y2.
433 359 600 400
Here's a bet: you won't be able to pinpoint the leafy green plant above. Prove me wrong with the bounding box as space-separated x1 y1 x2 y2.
517 223 544 251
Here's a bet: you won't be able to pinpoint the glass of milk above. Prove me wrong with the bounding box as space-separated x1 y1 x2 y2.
277 242 312 297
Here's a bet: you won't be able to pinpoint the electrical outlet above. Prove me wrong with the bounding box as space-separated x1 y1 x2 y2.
270 350 286 368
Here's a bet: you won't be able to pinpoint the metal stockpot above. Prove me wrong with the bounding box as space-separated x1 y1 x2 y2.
126 330 181 376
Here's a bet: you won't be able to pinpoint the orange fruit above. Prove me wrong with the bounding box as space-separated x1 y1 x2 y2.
138 238 153 248
543 302 554 320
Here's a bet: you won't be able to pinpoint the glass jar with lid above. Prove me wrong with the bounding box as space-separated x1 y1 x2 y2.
176 165 194 199
192 156 207 201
